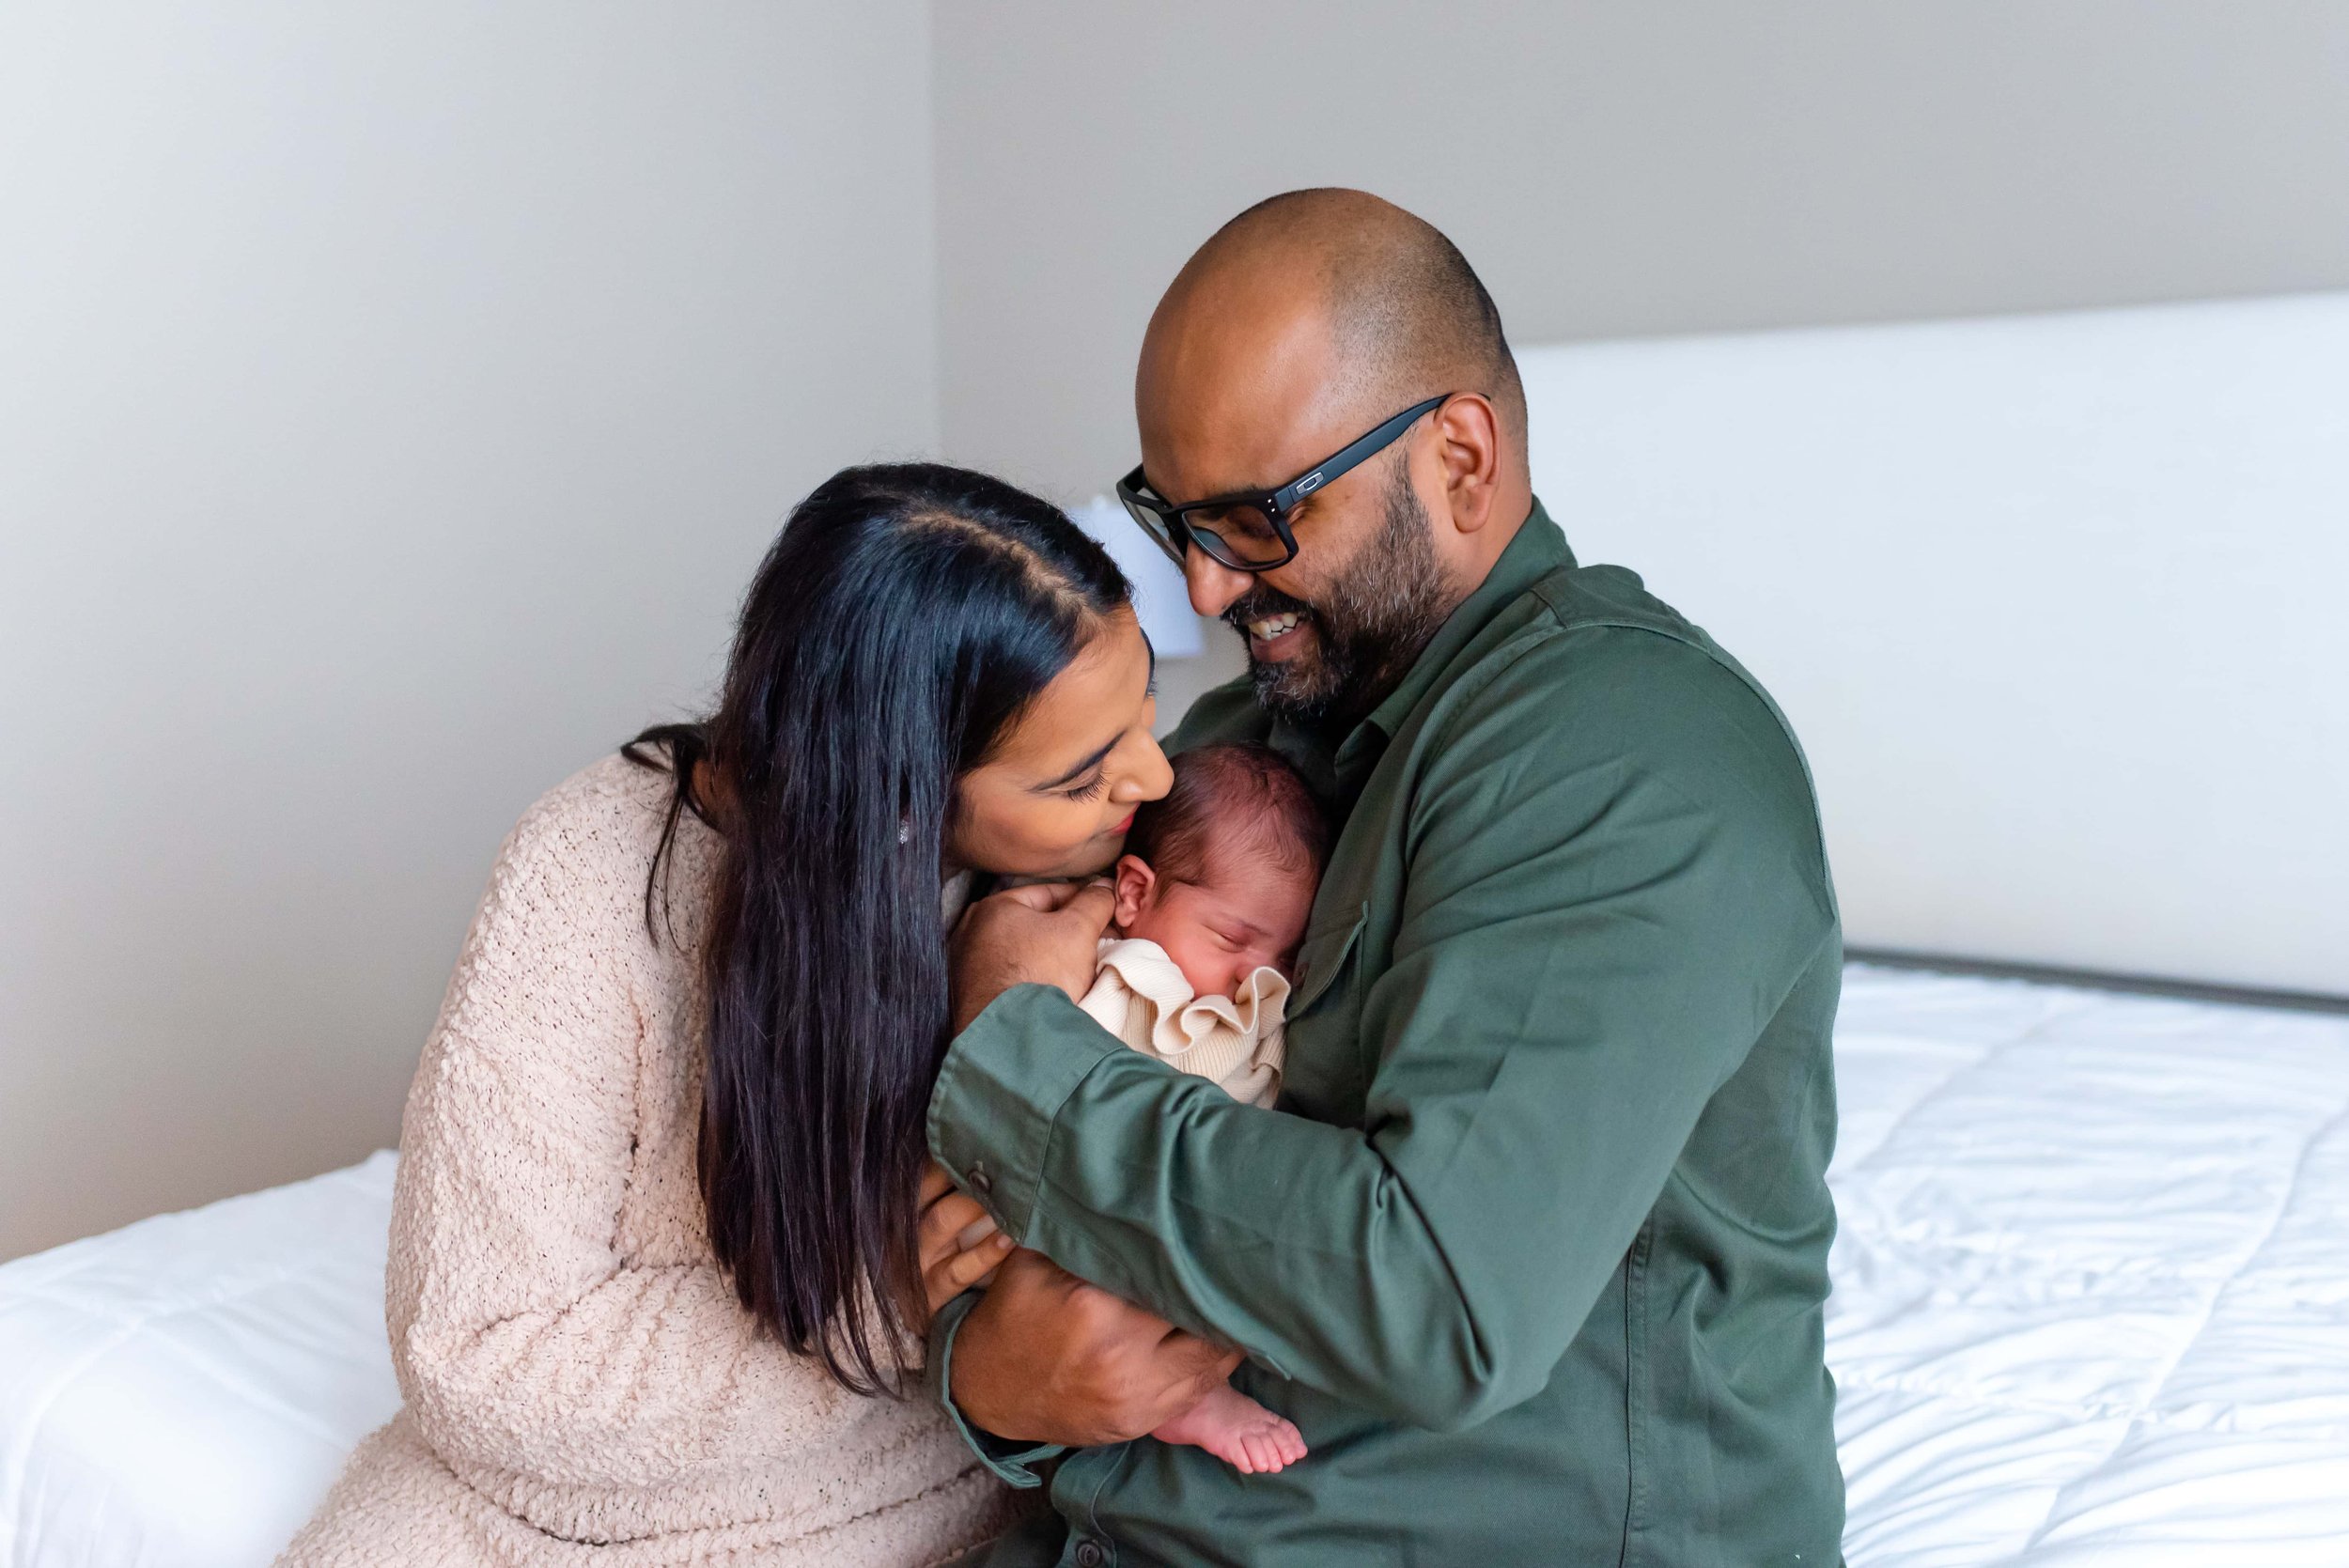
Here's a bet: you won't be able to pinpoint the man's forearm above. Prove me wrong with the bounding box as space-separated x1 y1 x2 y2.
930 985 1579 1431
933 873 1829 1429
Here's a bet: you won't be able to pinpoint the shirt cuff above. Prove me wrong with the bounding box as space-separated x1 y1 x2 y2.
926 1287 1066 1488
926 982 1125 1243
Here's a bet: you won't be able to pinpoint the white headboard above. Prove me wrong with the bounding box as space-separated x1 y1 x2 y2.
1521 293 2349 998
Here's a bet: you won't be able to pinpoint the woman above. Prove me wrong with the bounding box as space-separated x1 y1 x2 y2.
283 465 1174 1566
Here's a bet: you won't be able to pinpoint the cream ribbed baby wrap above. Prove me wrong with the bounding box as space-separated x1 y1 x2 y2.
1075 938 1290 1108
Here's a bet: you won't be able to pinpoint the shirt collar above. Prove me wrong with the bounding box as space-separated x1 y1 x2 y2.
1270 498 1574 776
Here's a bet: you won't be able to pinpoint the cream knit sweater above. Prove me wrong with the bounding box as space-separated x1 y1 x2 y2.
280 755 1020 1567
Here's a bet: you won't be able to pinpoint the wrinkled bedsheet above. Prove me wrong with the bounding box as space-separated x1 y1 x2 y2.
3 966 2345 1565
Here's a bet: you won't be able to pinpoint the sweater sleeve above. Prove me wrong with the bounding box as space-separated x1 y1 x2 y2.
383 782 876 1492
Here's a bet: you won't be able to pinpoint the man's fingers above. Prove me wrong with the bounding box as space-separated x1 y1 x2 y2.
1183 1339 1245 1380
1156 1326 1244 1379
1055 879 1117 934
993 877 1117 915
993 880 1081 911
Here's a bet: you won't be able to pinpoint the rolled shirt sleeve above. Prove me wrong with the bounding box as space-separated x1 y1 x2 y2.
924 1287 1066 1487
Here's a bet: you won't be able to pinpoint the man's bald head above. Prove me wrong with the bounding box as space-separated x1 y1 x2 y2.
1136 192 1533 730
1146 189 1526 468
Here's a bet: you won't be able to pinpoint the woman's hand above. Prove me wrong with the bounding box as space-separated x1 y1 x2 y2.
918 1161 1015 1319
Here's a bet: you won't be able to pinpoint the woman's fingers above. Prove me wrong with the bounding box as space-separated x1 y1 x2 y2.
918 1187 991 1265
925 1230 1017 1316
917 1160 1009 1316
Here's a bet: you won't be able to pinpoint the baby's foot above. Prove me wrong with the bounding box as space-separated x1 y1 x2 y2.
1149 1381 1308 1475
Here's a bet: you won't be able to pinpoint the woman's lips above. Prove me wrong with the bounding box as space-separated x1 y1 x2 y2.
1110 811 1136 835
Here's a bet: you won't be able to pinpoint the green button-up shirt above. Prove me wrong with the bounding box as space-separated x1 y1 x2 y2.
928 504 1844 1567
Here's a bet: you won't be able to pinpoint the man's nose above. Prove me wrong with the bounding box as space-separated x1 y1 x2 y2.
1184 551 1251 619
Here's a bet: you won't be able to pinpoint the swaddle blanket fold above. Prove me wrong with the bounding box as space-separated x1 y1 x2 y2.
1076 936 1289 1108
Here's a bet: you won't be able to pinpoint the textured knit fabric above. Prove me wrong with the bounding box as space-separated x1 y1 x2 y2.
280 754 1022 1568
1074 938 1288 1109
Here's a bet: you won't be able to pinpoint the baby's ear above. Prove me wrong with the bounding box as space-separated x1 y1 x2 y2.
1111 854 1156 929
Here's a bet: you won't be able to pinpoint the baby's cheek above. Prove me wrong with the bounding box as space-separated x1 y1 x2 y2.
1116 904 1176 951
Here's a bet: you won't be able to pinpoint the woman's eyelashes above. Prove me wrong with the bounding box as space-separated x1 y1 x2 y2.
1059 773 1110 802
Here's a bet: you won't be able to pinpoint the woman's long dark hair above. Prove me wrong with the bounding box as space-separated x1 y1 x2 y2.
625 463 1130 1392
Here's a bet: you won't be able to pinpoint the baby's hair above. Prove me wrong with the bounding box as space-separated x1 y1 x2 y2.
1125 741 1330 889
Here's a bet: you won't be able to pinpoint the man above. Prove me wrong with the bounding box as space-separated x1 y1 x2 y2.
931 189 1844 1567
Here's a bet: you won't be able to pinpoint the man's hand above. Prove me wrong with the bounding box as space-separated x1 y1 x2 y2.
949 879 1116 1034
949 1246 1243 1447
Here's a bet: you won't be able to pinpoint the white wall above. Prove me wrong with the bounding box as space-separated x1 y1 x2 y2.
0 2 941 1260
12 3 2349 1258
930 1 2349 718
1522 296 2349 997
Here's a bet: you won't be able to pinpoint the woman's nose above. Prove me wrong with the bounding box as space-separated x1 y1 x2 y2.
1114 736 1174 804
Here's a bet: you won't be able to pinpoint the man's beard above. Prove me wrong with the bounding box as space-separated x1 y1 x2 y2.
1223 455 1455 731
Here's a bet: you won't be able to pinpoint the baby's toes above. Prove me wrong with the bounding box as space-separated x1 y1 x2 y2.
1273 1419 1308 1464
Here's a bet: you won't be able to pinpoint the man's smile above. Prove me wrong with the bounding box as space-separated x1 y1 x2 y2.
1244 607 1314 660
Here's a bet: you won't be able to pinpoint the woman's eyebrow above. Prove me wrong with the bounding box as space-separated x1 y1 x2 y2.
1034 736 1119 792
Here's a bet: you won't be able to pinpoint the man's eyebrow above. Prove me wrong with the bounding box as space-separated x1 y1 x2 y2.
1034 737 1118 792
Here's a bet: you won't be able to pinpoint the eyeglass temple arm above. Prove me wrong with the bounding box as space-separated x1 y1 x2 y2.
1268 394 1451 512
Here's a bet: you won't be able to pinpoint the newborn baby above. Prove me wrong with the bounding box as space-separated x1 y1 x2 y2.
946 742 1328 1474
1081 740 1328 1474
1077 740 1325 1110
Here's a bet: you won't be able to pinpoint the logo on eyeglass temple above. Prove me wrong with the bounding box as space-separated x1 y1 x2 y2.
1295 472 1326 495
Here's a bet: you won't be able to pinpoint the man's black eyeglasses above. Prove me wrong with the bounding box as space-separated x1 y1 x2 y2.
1115 394 1451 572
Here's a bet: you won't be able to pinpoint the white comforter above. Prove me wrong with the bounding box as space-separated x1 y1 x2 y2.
3 965 2345 1565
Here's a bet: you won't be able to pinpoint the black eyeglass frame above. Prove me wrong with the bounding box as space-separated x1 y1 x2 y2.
1115 393 1454 572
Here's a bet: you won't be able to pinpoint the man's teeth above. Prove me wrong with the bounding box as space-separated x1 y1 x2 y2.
1248 611 1304 640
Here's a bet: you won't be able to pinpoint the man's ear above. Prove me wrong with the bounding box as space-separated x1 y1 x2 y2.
1111 854 1157 929
1430 392 1502 536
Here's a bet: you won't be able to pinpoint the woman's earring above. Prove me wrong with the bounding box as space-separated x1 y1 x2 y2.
897 818 911 846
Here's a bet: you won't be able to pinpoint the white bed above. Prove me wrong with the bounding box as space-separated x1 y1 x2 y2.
8 294 2345 1563
4 964 2344 1566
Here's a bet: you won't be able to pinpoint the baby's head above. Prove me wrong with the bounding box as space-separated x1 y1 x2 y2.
1111 742 1330 1001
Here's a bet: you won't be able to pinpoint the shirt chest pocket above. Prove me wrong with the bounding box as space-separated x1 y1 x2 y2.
1281 903 1372 1117
1291 902 1368 1014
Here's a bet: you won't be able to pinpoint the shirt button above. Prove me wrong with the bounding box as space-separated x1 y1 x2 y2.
968 1163 992 1196
1073 1544 1107 1568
